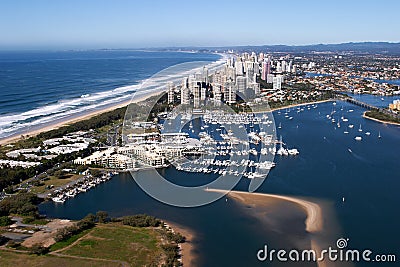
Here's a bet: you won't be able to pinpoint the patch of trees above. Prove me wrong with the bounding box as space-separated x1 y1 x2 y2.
166 231 185 244
0 167 37 192
0 192 40 217
365 110 400 123
161 243 182 267
0 235 10 246
0 215 12 226
29 244 49 255
37 107 127 140
54 213 97 242
121 214 161 227
54 211 110 243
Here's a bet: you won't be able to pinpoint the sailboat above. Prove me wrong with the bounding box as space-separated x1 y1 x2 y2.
358 124 362 132
278 122 282 129
344 127 349 134
378 131 382 138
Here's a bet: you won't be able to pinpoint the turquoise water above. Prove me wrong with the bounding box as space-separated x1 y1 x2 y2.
40 100 400 266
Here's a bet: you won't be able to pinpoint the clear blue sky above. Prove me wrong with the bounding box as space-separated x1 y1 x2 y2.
0 0 399 49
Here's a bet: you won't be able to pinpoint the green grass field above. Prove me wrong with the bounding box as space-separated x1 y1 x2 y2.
49 228 92 252
59 223 164 266
0 250 116 267
1 223 166 266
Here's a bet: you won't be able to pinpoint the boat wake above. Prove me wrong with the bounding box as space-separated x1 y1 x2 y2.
348 149 370 163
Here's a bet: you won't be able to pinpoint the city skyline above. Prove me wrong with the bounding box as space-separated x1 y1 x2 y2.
1 0 400 50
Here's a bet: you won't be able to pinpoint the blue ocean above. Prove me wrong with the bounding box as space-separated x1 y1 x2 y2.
0 50 222 138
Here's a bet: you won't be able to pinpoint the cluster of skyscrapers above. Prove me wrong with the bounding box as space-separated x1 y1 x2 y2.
167 52 298 108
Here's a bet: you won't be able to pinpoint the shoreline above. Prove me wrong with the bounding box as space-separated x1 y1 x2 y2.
269 99 334 112
0 54 226 147
0 90 164 146
207 189 341 267
363 111 400 126
207 189 323 233
0 95 334 146
163 220 197 267
252 99 334 114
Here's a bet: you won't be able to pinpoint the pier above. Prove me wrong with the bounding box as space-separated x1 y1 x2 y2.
334 92 400 120
334 91 380 111
344 97 380 110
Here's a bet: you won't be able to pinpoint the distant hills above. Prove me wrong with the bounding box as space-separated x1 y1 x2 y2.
231 42 400 54
162 42 400 54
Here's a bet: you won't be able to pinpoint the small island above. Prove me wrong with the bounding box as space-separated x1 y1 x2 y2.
364 110 400 125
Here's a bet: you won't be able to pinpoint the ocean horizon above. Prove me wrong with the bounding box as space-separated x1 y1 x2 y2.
0 50 223 139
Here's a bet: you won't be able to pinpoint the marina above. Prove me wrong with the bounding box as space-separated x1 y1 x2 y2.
39 100 400 267
163 109 299 179
48 98 390 204
49 172 117 203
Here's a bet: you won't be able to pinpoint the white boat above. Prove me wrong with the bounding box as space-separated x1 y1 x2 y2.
249 149 258 156
252 172 265 178
355 136 362 141
288 148 299 155
52 197 65 203
349 124 354 129
258 161 276 169
365 132 371 136
277 147 288 156
260 148 268 155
